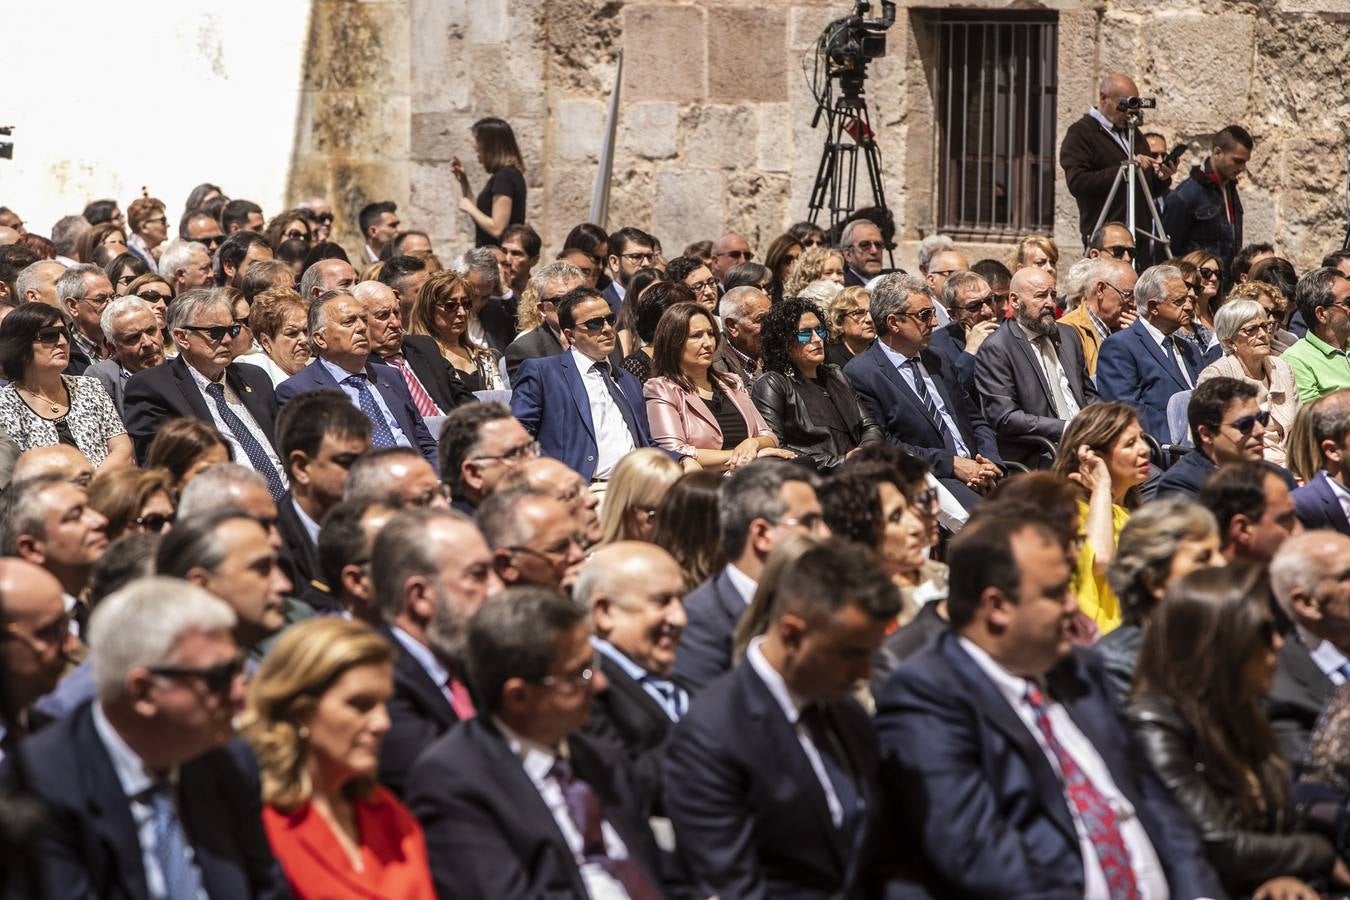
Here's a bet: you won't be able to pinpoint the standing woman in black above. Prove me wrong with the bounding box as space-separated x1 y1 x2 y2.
451 117 527 248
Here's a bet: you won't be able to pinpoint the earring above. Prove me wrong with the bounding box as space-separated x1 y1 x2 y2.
297 725 310 740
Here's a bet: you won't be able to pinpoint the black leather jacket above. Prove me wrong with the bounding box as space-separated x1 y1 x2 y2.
750 366 883 471
1127 693 1337 895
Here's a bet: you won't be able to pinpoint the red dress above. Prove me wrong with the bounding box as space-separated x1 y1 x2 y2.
263 785 436 899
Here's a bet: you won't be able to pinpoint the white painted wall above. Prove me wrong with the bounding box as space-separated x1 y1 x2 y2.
0 1 313 233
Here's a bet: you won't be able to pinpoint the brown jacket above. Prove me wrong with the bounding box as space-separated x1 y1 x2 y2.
1060 304 1107 377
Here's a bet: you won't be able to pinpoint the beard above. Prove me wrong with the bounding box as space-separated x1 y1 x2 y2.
425 583 470 665
1018 308 1058 338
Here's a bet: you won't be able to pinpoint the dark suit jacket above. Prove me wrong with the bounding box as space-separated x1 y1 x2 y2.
672 567 744 694
1059 112 1164 245
1266 636 1336 765
1097 318 1208 440
405 718 661 900
2 702 288 900
504 326 626 384
875 633 1225 900
845 341 1001 479
1293 470 1350 535
510 351 654 482
478 297 517 354
973 320 1100 467
276 492 324 603
378 625 461 799
663 659 885 900
711 340 757 387
927 322 977 398
581 653 680 814
87 360 127 416
1153 448 1216 501
276 358 438 469
396 334 475 413
844 267 869 288
123 355 280 464
602 282 625 316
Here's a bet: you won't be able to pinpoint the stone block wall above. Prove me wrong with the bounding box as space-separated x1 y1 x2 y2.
287 0 1350 274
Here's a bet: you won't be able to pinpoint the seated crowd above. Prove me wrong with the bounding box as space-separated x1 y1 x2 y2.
7 169 1350 900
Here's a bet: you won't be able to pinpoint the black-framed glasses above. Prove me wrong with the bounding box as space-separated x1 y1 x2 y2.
927 269 958 279
1236 320 1275 339
689 278 719 294
283 229 311 242
196 234 225 250
137 290 171 305
799 236 826 248
470 439 539 464
777 511 828 531
180 323 243 342
1224 409 1271 436
438 298 473 313
317 213 335 225
148 654 245 695
116 272 139 287
794 325 828 344
620 251 657 264
574 314 617 332
716 249 754 262
1198 266 1221 281
954 295 994 314
506 532 583 562
35 326 70 345
1102 282 1135 304
1103 245 1134 260
843 308 871 321
134 512 176 532
850 240 884 251
534 653 602 690
83 293 115 309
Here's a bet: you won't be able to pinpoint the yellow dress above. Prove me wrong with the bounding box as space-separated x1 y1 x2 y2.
1071 499 1130 633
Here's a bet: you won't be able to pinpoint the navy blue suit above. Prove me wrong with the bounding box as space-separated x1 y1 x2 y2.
1 702 289 900
276 357 438 469
927 322 977 399
510 350 653 482
1097 319 1211 440
875 633 1225 900
602 281 625 316
1293 470 1350 535
672 567 744 694
1152 448 1216 501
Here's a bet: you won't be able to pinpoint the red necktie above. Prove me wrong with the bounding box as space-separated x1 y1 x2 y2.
447 675 476 720
388 354 442 418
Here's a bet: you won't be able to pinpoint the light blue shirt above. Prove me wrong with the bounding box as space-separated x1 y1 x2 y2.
592 636 686 722
291 497 320 546
1139 317 1194 387
877 339 970 457
319 357 412 449
390 625 453 704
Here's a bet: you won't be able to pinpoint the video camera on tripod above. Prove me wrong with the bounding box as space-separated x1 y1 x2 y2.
1088 94 1173 260
823 1 896 95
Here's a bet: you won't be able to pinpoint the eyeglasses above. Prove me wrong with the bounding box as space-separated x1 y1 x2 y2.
148 654 245 695
1102 282 1135 303
116 273 139 287
82 293 115 309
778 511 828 531
471 440 539 463
143 216 168 227
535 653 602 690
794 325 828 344
409 484 454 507
1159 293 1194 309
799 236 825 248
574 314 617 332
954 296 994 314
688 278 719 295
716 250 754 262
137 290 171 305
927 269 958 279
897 307 938 323
283 229 311 242
1224 409 1271 436
506 533 583 562
909 487 940 515
196 234 225 250
1198 266 1221 281
134 512 176 532
34 326 71 345
1103 245 1134 260
850 240 884 251
317 213 334 225
1236 320 1275 339
437 298 473 313
179 323 243 342
843 308 871 321
620 251 657 264
1185 281 1203 295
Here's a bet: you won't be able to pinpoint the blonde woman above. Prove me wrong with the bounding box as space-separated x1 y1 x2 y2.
1012 234 1059 281
782 245 846 299
824 285 875 367
242 617 435 899
406 270 506 392
597 447 683 545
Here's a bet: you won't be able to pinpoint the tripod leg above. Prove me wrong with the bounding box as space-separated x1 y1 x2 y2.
1137 174 1172 261
807 109 840 226
1088 163 1129 251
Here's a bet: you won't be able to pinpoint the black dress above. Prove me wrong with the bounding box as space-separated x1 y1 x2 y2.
704 388 749 450
621 349 653 384
474 165 527 247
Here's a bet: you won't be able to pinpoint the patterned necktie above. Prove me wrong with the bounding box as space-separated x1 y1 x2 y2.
549 757 661 900
1025 685 1140 900
203 382 287 501
642 674 687 721
343 374 397 448
149 782 205 900
1037 336 1073 419
905 358 956 452
387 354 441 418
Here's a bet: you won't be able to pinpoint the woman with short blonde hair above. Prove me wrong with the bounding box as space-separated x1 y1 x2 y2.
1013 234 1059 279
783 245 846 299
597 448 683 546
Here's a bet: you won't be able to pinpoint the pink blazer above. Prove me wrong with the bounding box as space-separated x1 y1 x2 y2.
643 374 773 458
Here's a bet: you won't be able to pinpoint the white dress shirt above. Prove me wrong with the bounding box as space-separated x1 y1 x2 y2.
1015 322 1082 420
746 636 845 827
1296 618 1350 687
876 339 971 456
1324 473 1350 552
1139 317 1194 388
1088 106 1132 156
390 625 455 703
185 362 288 488
92 703 209 900
570 347 636 480
291 497 321 546
234 351 290 388
958 638 1168 900
723 563 758 607
318 357 412 449
493 717 633 900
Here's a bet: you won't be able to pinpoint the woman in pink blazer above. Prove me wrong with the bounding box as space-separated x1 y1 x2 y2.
643 301 794 471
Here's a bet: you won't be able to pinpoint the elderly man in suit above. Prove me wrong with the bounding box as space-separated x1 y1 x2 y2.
511 286 654 483
1293 388 1350 533
354 279 474 416
124 288 287 496
665 539 897 899
407 586 665 900
276 289 439 469
1 577 289 900
974 266 1100 468
371 507 501 797
1058 254 1137 379
712 286 771 385
876 515 1224 899
839 218 885 288
87 296 165 416
1098 264 1216 440
846 272 1002 509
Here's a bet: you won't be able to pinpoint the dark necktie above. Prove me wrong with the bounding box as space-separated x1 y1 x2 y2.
149 782 206 899
1336 661 1350 683
905 358 956 453
641 674 688 721
203 382 287 500
1162 336 1193 388
343 373 397 448
1025 685 1140 900
593 362 640 444
549 757 661 900
800 704 865 839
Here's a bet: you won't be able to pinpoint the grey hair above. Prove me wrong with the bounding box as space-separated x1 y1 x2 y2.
916 234 956 274
869 272 930 332
371 507 475 622
1271 530 1350 616
718 459 818 560
51 215 90 257
298 259 355 301
467 586 585 716
351 280 392 305
343 447 425 505
1061 257 1096 310
89 577 236 704
55 263 106 304
796 279 843 305
1213 299 1267 349
529 261 584 298
476 485 552 550
1079 256 1125 305
720 285 768 322
176 463 268 519
1133 264 1182 317
938 270 987 311
156 240 208 280
1 472 67 555
1106 499 1217 626
15 260 62 303
99 296 156 344
454 248 502 296
166 287 230 333
154 509 251 579
838 218 878 250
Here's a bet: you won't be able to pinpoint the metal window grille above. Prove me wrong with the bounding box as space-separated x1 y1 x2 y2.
932 13 1058 241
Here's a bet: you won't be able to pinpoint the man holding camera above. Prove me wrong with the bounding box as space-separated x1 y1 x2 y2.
1061 73 1174 258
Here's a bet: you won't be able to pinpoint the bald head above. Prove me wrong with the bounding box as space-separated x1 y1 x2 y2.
0 226 18 246
1098 73 1140 127
0 557 76 707
710 232 752 281
503 457 601 547
577 541 687 676
13 444 94 487
353 279 396 305
1009 265 1055 296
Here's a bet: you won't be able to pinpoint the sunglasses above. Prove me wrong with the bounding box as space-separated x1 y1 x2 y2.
197 234 225 250
35 326 71 345
148 654 245 695
717 250 754 261
1199 266 1221 281
574 314 617 332
438 298 473 313
1226 409 1271 436
794 325 828 344
180 323 243 342
1103 245 1134 259
134 512 176 532
282 229 311 242
317 213 334 225
137 290 171 305
851 240 884 251
799 236 826 248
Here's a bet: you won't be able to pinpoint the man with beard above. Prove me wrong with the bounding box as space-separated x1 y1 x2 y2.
214 231 274 289
1098 264 1209 439
974 266 1100 468
372 507 502 798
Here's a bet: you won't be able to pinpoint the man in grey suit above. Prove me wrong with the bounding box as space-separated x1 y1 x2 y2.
503 261 628 383
974 266 1100 467
87 295 165 415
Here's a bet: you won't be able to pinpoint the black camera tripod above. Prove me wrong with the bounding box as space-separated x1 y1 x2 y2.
806 79 891 250
1088 102 1171 261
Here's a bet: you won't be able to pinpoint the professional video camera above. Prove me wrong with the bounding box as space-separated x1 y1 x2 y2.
0 127 13 161
821 1 896 96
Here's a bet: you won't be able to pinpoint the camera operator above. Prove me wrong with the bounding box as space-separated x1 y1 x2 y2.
1162 125 1253 278
1060 73 1174 258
